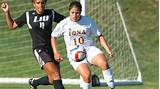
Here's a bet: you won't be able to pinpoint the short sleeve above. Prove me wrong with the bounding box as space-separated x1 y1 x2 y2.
15 12 27 27
52 10 65 23
90 19 102 36
51 21 64 38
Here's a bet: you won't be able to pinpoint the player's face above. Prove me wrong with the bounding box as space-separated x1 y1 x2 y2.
69 7 81 22
33 0 46 14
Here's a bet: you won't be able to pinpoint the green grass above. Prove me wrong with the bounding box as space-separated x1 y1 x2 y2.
0 84 154 89
120 0 158 89
0 84 145 89
0 0 158 89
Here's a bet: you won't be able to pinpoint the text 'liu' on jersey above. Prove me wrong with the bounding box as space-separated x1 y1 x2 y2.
15 9 65 49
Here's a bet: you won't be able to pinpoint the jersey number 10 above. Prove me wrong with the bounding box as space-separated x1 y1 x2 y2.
73 37 84 45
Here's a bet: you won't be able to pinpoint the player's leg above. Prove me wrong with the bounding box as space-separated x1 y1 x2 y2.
91 53 115 89
79 75 83 88
86 46 115 89
69 58 92 89
76 63 92 89
32 48 64 89
43 62 64 89
29 76 50 89
29 64 62 89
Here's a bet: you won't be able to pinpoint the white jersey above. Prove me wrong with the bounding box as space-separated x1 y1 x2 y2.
51 16 102 53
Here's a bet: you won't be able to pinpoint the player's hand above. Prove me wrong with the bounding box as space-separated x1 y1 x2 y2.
54 52 63 62
109 52 113 58
1 2 9 13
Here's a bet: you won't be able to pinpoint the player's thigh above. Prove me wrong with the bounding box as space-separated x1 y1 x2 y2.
43 62 59 74
33 48 60 73
43 62 61 82
91 53 109 69
86 46 109 69
86 46 103 63
76 63 91 82
70 59 91 79
76 63 91 76
69 57 88 70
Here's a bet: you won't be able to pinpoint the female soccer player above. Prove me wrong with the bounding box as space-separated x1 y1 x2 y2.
1 0 65 89
51 1 115 89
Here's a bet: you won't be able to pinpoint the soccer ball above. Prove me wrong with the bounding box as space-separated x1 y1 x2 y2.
74 51 86 62
70 45 86 62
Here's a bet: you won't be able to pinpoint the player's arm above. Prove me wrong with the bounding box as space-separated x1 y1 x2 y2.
51 37 63 62
98 35 113 58
53 10 66 23
1 2 17 30
51 22 63 62
51 19 64 62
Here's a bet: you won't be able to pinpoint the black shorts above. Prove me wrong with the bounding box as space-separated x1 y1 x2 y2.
33 46 58 69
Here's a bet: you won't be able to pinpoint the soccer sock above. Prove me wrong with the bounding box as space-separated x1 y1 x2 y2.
83 82 92 89
80 75 83 88
32 76 50 86
53 79 65 89
102 68 115 88
82 81 92 89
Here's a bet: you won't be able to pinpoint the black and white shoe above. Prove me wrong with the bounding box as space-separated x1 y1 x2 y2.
110 88 115 89
29 78 37 89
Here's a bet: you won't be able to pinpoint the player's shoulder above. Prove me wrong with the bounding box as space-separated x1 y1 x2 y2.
25 10 36 15
45 9 53 11
27 10 35 13
19 10 32 16
81 16 92 20
80 16 94 24
43 9 52 12
58 17 70 25
44 9 54 14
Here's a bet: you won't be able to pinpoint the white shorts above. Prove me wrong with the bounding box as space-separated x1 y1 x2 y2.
68 46 103 70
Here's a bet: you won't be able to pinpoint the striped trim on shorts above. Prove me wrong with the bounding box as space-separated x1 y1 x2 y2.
33 48 53 69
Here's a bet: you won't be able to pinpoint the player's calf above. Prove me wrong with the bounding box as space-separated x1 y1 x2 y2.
53 79 65 89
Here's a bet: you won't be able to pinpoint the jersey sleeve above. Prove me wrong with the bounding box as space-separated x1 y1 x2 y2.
51 21 64 38
52 10 65 23
90 19 102 36
15 12 27 27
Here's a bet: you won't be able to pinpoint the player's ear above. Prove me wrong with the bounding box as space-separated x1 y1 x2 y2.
32 3 35 7
32 0 36 7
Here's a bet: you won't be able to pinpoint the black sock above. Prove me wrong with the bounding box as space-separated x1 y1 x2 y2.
53 79 65 89
33 76 50 86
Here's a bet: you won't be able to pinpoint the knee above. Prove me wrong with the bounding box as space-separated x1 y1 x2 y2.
48 71 61 80
43 62 61 80
81 71 91 83
99 60 110 70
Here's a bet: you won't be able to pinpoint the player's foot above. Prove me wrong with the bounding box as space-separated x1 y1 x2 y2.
109 87 115 89
110 88 115 89
29 78 37 89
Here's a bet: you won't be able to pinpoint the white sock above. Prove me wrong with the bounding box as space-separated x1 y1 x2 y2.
80 75 83 88
82 81 92 89
102 68 115 88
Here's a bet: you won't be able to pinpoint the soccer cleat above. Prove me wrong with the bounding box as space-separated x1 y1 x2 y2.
92 74 100 86
110 88 115 89
29 78 37 89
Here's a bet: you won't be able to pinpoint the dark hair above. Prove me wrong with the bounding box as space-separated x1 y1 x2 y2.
69 1 82 12
32 0 47 3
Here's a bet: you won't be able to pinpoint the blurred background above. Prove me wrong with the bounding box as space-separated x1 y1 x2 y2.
0 0 158 89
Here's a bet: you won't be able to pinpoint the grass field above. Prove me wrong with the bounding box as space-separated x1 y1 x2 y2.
0 0 158 89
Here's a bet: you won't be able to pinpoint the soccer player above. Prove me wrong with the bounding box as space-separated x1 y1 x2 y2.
1 0 65 89
51 1 115 89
